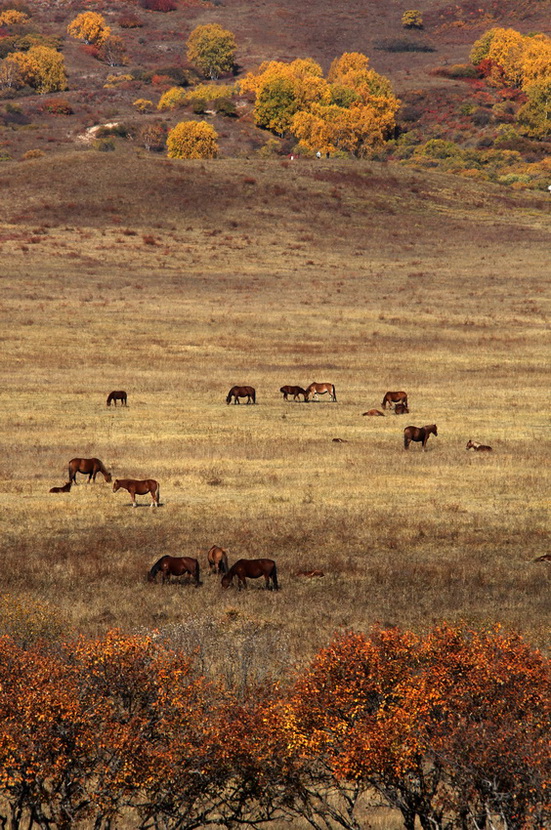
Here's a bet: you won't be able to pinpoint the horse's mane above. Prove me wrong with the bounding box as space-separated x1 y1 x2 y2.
148 556 166 578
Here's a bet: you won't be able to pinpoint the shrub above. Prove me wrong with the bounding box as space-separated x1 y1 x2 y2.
139 121 167 151
0 8 29 25
133 97 153 112
95 137 115 151
118 13 143 28
401 10 423 29
97 35 128 67
166 119 218 158
21 147 43 159
40 97 73 115
186 23 236 80
157 85 186 111
139 0 177 10
374 38 435 52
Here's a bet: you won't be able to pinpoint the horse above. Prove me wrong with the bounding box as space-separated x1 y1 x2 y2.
534 554 551 562
49 481 72 493
403 424 438 451
107 390 127 407
295 570 324 577
226 386 256 405
68 458 112 484
382 391 408 410
306 382 337 402
221 558 278 590
280 385 308 401
363 409 385 416
148 555 201 586
394 403 410 415
207 545 229 575
332 437 348 443
113 478 160 507
466 440 493 452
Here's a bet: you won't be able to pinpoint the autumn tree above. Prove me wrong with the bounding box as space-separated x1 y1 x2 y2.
401 9 423 28
2 45 67 93
518 79 551 138
67 11 111 46
97 34 128 67
186 23 236 80
0 9 29 26
166 120 218 158
139 121 167 150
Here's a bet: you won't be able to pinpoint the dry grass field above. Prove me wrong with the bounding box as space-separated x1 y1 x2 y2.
0 152 549 675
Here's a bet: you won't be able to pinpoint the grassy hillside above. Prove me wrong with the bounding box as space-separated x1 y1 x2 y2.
1 153 549 666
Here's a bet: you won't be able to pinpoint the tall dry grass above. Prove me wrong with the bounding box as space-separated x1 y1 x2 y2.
0 154 549 669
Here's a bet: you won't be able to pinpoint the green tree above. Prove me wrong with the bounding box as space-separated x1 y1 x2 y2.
166 120 218 158
186 24 236 80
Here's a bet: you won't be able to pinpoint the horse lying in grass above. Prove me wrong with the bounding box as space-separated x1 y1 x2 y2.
466 440 492 452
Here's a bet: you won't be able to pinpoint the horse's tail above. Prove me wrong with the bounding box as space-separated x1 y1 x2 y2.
220 554 228 575
155 482 160 505
271 562 279 590
404 430 410 449
195 560 202 586
251 388 256 404
332 384 337 401
226 389 233 404
148 557 165 581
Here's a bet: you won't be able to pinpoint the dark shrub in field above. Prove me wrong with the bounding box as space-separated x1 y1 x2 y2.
374 38 435 52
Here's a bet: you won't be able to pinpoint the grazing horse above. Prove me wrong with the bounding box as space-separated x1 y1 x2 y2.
394 403 409 415
226 386 256 405
221 558 278 590
148 555 201 586
49 481 72 493
113 478 160 507
68 457 112 484
207 545 229 575
403 424 438 451
363 409 385 416
280 385 308 401
382 391 408 410
466 440 493 452
107 390 127 407
306 382 337 402
534 554 551 563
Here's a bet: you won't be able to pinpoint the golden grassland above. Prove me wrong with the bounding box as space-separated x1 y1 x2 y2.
0 152 549 667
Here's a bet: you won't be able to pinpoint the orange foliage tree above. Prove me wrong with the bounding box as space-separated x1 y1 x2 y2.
67 12 111 46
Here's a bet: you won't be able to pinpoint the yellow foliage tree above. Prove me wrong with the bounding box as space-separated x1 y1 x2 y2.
471 27 551 90
157 86 187 111
186 23 236 80
0 9 30 26
3 46 67 94
67 12 111 46
521 34 551 89
166 120 219 158
292 101 396 157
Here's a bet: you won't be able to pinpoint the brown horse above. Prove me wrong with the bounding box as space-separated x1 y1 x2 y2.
148 555 201 586
382 391 408 410
226 385 256 405
363 409 385 416
306 382 337 402
107 390 127 406
404 424 438 451
295 570 324 577
534 554 551 562
49 481 72 493
280 385 308 401
466 440 493 452
394 403 410 415
113 478 160 507
207 545 229 575
221 558 278 590
68 457 112 484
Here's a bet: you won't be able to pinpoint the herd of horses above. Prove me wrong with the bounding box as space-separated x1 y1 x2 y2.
148 547 279 590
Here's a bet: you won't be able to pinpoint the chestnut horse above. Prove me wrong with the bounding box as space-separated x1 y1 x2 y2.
148 555 201 586
68 457 112 484
394 403 410 415
306 382 337 402
404 424 437 451
280 385 308 401
221 558 278 590
107 390 127 406
113 478 160 507
466 440 492 452
363 409 385 416
226 386 256 405
207 545 229 575
50 481 72 493
382 391 408 410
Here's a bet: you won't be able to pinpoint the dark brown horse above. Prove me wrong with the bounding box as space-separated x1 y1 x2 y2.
306 382 337 402
113 478 160 507
382 390 408 410
295 570 324 577
534 554 551 562
363 409 385 416
148 555 201 586
68 457 112 484
221 558 278 590
49 481 72 493
207 545 229 575
226 385 256 405
280 385 308 401
404 424 438 451
466 440 493 452
107 390 127 406
394 403 410 415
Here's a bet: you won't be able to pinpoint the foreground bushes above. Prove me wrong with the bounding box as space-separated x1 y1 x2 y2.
0 623 548 829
